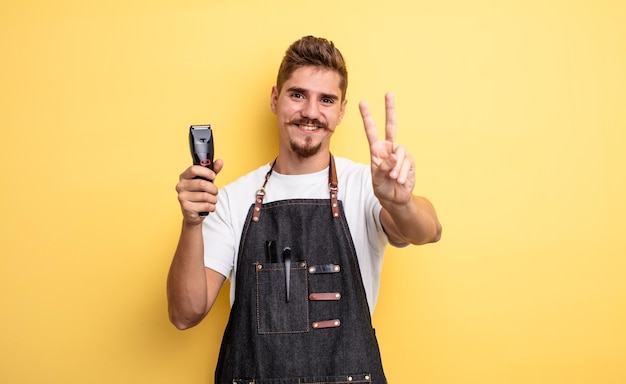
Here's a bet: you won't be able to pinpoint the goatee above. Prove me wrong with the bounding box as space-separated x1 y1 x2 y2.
290 137 322 158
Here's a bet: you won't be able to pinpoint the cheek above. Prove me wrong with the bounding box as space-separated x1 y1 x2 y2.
326 109 344 125
277 103 298 117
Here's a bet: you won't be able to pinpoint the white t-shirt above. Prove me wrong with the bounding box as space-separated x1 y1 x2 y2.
203 156 388 314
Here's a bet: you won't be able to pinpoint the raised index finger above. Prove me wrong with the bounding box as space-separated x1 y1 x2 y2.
359 100 380 147
385 92 397 145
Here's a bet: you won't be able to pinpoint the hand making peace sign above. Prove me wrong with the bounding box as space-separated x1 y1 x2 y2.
359 93 416 208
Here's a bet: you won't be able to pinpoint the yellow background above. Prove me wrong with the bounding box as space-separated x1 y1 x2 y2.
1 1 625 383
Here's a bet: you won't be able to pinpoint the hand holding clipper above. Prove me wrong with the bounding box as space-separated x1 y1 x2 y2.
189 125 214 216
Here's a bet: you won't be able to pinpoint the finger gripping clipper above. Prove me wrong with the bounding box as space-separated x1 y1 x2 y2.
189 124 214 216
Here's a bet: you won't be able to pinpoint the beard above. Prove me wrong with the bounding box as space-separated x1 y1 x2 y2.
287 118 328 158
290 136 323 158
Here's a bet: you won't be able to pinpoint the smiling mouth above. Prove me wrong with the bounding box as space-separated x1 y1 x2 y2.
292 119 327 131
298 123 320 131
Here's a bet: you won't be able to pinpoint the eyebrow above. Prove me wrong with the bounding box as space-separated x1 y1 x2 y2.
286 86 340 101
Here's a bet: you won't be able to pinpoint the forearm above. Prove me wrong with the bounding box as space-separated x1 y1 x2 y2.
167 221 211 329
381 195 442 246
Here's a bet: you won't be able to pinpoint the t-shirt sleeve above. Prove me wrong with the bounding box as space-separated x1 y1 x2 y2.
202 188 237 279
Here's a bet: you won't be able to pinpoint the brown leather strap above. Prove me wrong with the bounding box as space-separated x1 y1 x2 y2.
252 189 264 222
329 154 340 219
253 155 340 222
252 159 276 222
309 292 342 301
312 319 341 329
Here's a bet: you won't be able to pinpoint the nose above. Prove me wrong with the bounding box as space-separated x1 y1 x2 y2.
302 99 321 120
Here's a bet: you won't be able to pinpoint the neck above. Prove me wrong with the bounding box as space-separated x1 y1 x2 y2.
273 150 331 175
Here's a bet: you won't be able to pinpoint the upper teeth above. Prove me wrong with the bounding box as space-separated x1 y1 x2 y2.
301 125 317 131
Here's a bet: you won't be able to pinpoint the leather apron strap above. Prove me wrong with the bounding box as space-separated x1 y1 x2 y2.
252 154 340 222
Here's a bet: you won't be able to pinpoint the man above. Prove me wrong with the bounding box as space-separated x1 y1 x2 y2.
168 36 441 383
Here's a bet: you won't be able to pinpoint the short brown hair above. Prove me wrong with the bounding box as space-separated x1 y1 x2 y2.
276 36 348 100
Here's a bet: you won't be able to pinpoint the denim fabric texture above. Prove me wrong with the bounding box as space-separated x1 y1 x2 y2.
215 187 387 383
231 372 373 383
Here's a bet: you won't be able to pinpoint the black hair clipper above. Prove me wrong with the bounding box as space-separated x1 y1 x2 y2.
189 124 214 216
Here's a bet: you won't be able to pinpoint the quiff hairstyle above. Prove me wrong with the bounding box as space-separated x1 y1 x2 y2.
276 36 348 100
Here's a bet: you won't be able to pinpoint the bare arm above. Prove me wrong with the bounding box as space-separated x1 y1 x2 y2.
359 93 442 246
379 195 441 245
167 161 227 330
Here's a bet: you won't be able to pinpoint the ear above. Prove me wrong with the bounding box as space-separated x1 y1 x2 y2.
270 86 279 114
336 98 348 125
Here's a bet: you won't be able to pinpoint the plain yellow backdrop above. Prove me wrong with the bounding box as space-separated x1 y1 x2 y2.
1 1 625 383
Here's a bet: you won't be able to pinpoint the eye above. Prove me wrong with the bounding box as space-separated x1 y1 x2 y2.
290 92 304 99
321 97 334 104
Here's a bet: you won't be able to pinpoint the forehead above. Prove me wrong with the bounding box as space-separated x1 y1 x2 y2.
281 66 343 97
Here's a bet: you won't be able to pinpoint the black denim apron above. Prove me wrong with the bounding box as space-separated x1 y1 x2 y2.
215 156 386 384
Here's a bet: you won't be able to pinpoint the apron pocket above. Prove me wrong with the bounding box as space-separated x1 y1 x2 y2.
255 261 309 333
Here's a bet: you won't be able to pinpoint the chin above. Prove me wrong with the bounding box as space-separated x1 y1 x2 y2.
290 141 322 158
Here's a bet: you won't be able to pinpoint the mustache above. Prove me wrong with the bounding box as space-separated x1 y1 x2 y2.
289 119 328 129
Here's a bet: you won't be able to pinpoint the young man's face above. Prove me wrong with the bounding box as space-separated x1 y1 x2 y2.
271 65 347 159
